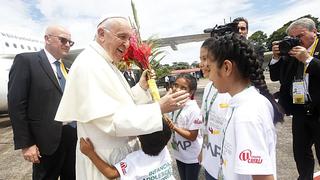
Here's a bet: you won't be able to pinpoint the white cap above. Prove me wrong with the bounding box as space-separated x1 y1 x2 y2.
96 14 129 27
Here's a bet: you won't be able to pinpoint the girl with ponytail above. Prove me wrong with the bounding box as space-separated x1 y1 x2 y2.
206 33 283 180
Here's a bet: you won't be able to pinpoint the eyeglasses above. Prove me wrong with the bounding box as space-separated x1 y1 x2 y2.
104 29 131 43
47 34 74 47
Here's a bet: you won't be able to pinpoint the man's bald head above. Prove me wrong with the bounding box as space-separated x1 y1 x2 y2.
44 25 73 60
45 25 71 37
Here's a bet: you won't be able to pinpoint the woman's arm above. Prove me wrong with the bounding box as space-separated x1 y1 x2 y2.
79 138 120 179
252 175 274 180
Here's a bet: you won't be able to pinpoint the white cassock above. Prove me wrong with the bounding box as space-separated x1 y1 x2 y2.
55 41 163 180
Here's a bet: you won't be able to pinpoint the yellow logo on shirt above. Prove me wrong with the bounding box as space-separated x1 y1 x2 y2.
209 127 220 135
219 103 229 108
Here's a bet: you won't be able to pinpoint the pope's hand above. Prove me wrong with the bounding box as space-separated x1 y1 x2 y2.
139 69 156 90
159 89 189 113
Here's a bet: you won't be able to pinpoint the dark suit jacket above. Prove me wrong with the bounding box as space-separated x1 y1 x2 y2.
8 50 64 155
123 70 137 88
269 55 320 115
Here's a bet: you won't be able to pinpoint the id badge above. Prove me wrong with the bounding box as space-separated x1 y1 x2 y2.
292 81 305 104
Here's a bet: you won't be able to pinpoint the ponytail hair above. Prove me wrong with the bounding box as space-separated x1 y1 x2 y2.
207 33 284 123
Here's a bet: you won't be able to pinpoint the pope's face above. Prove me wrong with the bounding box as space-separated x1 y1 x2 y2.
104 19 132 62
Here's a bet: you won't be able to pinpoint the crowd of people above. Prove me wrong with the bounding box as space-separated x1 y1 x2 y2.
7 15 320 180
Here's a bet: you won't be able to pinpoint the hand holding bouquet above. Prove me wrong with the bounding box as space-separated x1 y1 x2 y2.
123 33 161 101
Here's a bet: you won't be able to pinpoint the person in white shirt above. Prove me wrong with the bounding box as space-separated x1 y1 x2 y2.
166 74 203 180
80 120 175 180
206 33 284 180
54 16 189 180
198 38 231 180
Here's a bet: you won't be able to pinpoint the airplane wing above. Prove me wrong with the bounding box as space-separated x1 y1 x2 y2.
155 33 211 50
64 33 211 63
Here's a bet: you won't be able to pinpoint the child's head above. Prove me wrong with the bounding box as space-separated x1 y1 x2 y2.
138 119 172 156
172 74 197 100
199 38 214 78
206 33 283 123
206 33 255 92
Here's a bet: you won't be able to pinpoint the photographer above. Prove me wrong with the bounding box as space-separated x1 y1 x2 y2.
269 17 320 180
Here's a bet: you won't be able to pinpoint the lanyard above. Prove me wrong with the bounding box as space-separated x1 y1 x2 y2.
171 108 183 138
309 37 319 56
172 108 183 124
204 83 218 126
304 37 319 74
220 107 235 167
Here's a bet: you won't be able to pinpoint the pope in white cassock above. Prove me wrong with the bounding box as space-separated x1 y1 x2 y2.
55 16 189 180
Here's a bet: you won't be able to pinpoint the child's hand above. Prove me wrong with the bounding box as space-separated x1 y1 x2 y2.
166 118 176 131
80 137 95 157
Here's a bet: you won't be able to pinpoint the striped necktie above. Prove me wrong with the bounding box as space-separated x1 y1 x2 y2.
54 60 66 91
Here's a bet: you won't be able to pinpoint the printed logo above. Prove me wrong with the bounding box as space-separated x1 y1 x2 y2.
193 118 202 124
219 103 229 108
239 149 263 164
120 162 127 175
208 127 220 135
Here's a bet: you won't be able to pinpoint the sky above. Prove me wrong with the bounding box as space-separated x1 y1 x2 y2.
1 0 319 65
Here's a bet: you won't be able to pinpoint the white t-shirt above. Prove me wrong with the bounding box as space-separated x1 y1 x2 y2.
114 147 175 180
171 100 203 164
221 86 277 180
201 83 231 178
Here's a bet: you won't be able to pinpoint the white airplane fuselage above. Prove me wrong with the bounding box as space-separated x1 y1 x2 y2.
0 31 43 113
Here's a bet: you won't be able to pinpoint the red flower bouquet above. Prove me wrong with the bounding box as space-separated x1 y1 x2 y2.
123 32 161 101
122 0 164 101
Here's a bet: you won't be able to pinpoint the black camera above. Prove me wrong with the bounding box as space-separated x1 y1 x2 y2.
278 36 300 56
204 22 238 37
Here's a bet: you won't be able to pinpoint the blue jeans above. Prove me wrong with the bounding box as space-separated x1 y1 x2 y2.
176 160 201 180
205 170 217 180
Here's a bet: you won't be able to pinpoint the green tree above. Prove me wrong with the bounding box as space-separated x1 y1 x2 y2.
249 30 267 44
191 61 199 68
171 62 190 70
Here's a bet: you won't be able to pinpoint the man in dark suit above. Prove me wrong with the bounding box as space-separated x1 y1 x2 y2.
8 25 77 180
123 66 137 88
269 18 320 180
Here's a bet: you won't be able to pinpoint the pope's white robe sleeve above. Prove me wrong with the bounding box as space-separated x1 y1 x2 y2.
91 102 162 137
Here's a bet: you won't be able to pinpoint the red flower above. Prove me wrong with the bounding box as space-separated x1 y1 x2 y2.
123 34 152 70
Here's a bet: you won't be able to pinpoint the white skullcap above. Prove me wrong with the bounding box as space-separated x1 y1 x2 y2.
96 14 129 27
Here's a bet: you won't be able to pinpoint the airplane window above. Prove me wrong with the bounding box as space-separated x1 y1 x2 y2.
27 46 31 50
5 42 9 47
13 43 17 48
21 45 24 49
